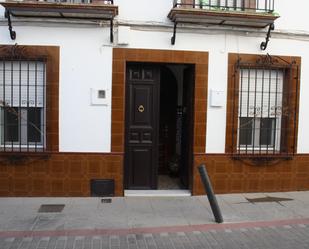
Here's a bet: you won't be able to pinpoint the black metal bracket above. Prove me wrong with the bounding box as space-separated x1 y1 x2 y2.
260 23 274 50
110 19 114 43
171 22 177 45
4 8 115 43
4 10 16 40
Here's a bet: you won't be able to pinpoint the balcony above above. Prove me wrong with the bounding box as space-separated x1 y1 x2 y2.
1 0 118 20
168 0 278 29
1 0 118 41
168 0 279 48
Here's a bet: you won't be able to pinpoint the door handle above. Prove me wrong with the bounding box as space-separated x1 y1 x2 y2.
138 105 145 113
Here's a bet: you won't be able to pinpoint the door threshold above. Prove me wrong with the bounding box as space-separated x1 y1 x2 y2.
124 190 191 197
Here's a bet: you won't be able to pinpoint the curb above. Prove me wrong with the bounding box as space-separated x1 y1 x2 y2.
0 218 308 238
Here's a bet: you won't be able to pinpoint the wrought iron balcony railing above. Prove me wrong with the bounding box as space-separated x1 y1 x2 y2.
173 0 274 13
169 0 278 47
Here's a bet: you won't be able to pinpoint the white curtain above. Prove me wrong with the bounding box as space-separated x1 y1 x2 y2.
0 61 45 108
238 68 284 118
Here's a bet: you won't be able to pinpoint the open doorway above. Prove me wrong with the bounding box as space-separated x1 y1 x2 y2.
124 63 195 192
158 65 194 190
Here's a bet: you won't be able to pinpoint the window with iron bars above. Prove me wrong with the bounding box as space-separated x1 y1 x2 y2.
226 54 300 157
0 60 46 152
238 68 284 152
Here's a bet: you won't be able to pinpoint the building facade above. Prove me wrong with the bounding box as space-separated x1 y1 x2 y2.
0 0 309 196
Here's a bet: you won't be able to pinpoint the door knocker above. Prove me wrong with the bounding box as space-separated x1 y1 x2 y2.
138 105 145 113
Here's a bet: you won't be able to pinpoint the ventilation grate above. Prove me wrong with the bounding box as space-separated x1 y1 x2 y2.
90 179 114 197
101 198 112 204
38 204 65 213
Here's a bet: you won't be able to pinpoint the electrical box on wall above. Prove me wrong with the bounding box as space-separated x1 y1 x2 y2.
90 88 109 106
210 89 224 107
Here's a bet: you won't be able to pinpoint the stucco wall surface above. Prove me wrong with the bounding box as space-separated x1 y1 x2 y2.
0 0 308 153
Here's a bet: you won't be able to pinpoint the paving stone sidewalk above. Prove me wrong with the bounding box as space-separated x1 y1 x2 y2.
1 222 309 249
1 191 309 231
0 191 309 248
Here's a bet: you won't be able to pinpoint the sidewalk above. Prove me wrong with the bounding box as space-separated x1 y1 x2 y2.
0 191 308 233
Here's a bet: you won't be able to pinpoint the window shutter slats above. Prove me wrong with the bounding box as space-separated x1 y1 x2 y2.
239 69 284 118
0 61 45 107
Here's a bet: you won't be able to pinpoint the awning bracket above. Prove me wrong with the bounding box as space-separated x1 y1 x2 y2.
260 23 274 50
3 8 115 43
5 10 16 40
110 19 114 43
171 22 177 45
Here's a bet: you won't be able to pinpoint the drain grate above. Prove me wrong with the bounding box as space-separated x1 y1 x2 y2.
246 196 293 203
38 204 65 213
101 198 112 204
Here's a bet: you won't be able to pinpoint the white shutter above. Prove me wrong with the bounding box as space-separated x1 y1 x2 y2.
239 69 284 118
0 61 45 108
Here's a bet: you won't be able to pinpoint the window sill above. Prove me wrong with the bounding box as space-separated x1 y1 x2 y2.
231 153 294 166
0 147 45 152
0 152 51 165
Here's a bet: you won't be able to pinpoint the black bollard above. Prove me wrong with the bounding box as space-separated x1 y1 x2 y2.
198 164 223 223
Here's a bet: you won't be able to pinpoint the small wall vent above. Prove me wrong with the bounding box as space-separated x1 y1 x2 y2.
90 179 115 197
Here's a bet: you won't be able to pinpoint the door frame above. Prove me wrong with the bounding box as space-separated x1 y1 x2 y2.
111 48 209 195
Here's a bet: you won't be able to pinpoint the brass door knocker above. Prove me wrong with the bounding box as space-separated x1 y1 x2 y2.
138 105 145 113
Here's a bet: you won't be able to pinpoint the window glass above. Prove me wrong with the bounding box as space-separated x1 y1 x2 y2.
260 117 275 146
239 117 253 146
28 107 42 143
4 107 19 142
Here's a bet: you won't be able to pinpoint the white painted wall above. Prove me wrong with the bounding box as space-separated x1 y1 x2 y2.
0 0 309 153
274 0 309 32
115 0 309 33
0 25 113 152
115 0 171 24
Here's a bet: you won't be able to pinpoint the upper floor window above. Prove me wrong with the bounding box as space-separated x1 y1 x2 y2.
226 54 300 157
0 60 46 152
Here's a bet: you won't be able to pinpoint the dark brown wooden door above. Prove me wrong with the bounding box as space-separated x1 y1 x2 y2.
125 64 160 189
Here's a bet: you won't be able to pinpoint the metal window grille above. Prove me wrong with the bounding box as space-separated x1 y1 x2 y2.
174 0 274 13
232 55 299 156
0 60 46 152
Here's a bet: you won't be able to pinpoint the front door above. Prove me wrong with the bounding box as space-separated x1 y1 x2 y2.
125 64 160 189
